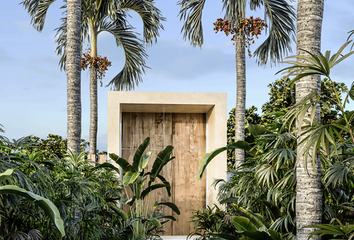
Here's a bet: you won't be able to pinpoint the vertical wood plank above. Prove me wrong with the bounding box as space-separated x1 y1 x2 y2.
121 113 165 215
171 113 206 235
122 112 163 149
122 112 207 236
163 113 174 235
98 154 106 164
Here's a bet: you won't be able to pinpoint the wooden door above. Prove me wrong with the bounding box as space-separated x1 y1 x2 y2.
121 112 206 236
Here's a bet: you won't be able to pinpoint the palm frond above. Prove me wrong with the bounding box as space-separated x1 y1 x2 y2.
253 0 296 65
347 29 354 50
4 136 36 150
178 0 206 47
0 124 4 134
0 124 8 145
262 148 296 170
20 0 57 32
117 0 165 46
277 41 354 86
222 0 246 22
273 169 296 190
27 229 43 240
255 163 278 187
282 91 320 133
324 162 352 187
296 123 348 170
55 4 90 71
99 18 149 90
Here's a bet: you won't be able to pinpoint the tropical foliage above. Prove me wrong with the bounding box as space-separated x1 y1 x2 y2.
0 169 65 239
192 42 354 240
20 0 165 156
178 0 296 166
109 137 180 239
0 129 127 239
226 77 349 168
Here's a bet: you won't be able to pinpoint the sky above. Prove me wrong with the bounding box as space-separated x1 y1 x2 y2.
1 1 354 152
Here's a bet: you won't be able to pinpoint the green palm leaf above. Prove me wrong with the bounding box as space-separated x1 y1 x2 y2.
100 17 149 90
116 0 165 45
277 41 354 85
0 185 65 238
252 0 296 65
324 162 351 187
178 0 206 47
256 163 277 187
197 141 251 180
20 0 57 32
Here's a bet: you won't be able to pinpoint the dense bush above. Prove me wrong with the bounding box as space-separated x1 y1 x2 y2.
227 78 349 168
0 130 178 239
0 137 123 239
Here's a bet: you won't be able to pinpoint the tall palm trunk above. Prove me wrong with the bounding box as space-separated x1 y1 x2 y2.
89 26 98 156
234 30 246 168
295 0 324 239
66 0 82 153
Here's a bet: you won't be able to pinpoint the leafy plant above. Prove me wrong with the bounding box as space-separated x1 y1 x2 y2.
20 134 89 159
0 129 125 239
108 137 180 239
203 204 282 240
0 169 65 239
188 205 237 240
305 219 354 240
227 106 262 168
277 41 354 169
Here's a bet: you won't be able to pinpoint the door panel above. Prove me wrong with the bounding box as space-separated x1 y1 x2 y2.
121 112 206 235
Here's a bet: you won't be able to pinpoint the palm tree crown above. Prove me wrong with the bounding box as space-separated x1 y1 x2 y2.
178 0 296 65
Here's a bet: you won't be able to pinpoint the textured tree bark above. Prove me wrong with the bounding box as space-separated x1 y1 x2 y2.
234 30 246 168
89 65 98 155
66 0 82 153
296 0 324 239
89 27 98 155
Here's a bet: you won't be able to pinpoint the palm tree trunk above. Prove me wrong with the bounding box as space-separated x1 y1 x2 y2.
234 30 246 168
89 27 98 156
295 0 324 239
66 0 82 153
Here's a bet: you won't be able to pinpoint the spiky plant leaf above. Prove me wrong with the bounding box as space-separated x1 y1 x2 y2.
0 185 65 238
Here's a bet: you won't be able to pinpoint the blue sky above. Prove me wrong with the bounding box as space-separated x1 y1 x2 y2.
1 1 354 152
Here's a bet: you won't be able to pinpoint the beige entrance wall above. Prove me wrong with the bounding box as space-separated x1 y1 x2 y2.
107 91 227 232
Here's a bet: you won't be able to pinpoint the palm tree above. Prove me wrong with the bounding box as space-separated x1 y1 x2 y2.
66 0 164 155
278 40 354 240
21 0 82 153
293 1 324 239
178 0 296 167
66 0 82 153
21 0 165 155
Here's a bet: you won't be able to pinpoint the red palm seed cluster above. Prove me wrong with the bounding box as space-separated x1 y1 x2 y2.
213 17 267 56
213 18 236 36
81 48 112 83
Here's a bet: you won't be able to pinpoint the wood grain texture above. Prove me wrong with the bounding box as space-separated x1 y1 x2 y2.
163 113 174 235
122 112 164 149
171 113 206 235
122 112 206 236
171 150 206 234
172 113 206 150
